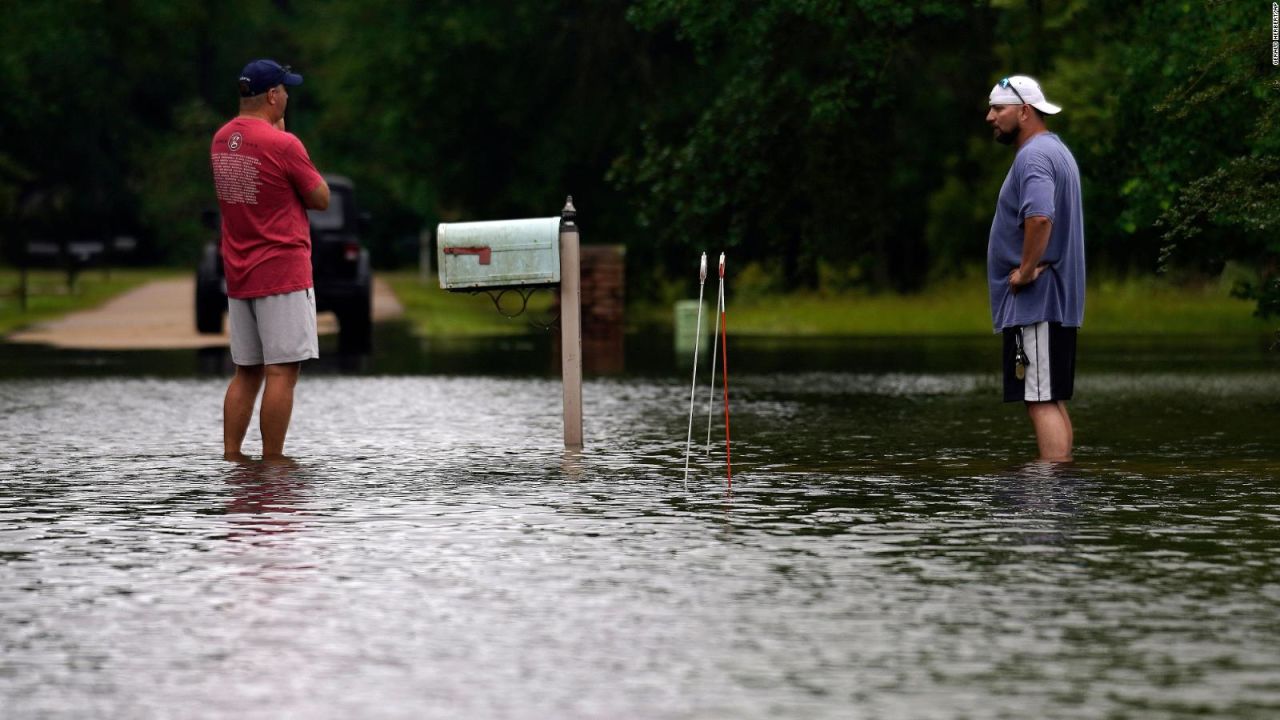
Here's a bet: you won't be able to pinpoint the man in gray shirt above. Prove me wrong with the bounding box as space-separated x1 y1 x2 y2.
986 75 1086 462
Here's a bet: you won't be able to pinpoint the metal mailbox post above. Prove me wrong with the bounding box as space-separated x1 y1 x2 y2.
436 198 583 450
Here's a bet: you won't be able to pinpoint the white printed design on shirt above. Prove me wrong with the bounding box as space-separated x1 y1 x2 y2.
212 153 262 205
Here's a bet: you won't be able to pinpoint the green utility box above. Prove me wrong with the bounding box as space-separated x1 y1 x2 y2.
437 217 561 290
674 299 712 357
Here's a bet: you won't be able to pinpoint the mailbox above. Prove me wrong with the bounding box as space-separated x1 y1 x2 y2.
432 196 583 451
437 216 561 290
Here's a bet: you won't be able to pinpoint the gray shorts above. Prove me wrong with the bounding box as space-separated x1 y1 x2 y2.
228 288 319 366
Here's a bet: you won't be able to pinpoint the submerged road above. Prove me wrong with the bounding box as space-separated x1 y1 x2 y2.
5 277 404 350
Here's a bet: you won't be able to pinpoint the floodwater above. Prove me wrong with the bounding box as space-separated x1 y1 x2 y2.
2 325 1279 719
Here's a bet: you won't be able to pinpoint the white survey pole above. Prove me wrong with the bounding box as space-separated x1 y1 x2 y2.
560 196 584 449
684 252 708 484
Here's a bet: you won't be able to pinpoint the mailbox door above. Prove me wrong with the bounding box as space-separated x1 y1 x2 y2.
437 217 561 290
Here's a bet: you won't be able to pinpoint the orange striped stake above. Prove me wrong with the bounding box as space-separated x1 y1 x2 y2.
717 253 732 486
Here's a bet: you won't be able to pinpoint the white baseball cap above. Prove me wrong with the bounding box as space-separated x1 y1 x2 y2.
988 75 1061 114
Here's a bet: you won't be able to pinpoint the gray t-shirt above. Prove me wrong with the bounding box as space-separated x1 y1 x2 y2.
987 132 1086 331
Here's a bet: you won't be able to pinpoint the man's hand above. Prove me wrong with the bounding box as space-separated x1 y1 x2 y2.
302 180 330 211
1011 215 1053 293
1009 263 1048 292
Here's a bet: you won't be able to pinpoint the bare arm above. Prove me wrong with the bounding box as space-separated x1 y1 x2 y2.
1010 215 1051 291
302 180 330 211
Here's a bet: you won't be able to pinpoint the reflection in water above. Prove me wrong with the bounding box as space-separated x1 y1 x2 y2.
553 333 626 375
224 458 308 542
992 463 1086 548
558 449 585 480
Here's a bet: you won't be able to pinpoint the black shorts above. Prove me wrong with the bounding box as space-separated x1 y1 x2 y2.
1002 321 1077 403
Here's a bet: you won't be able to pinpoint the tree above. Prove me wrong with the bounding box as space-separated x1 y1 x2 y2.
0 0 299 264
300 0 651 263
1152 3 1280 318
613 0 990 291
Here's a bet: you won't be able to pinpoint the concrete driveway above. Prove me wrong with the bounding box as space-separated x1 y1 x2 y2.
6 276 403 350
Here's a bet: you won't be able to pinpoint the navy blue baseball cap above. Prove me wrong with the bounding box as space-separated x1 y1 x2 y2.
238 59 303 97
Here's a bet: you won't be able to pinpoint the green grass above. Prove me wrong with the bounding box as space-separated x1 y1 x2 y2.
0 268 182 336
384 271 558 337
392 268 1273 338
633 274 1276 336
10 267 1264 341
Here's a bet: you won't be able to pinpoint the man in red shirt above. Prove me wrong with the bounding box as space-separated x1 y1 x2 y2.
211 59 329 461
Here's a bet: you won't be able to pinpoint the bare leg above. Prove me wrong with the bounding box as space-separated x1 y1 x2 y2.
1058 401 1073 452
1026 401 1072 462
260 362 301 459
224 365 264 460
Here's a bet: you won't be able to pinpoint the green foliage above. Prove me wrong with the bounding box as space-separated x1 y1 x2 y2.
302 0 649 258
0 1 138 245
1106 3 1261 273
922 139 1009 278
1149 4 1280 316
0 0 294 261
133 100 223 264
613 0 986 291
731 262 785 302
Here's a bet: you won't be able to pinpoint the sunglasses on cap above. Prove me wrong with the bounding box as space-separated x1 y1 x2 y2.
999 77 1028 106
261 65 292 93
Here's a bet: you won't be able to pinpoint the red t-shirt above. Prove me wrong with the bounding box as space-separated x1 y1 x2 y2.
210 117 325 299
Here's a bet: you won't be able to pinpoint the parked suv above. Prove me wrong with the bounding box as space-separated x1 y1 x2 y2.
196 174 372 348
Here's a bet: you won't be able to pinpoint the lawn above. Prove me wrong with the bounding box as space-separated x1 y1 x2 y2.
392 270 1275 338
716 276 1276 336
384 271 558 337
7 268 1271 341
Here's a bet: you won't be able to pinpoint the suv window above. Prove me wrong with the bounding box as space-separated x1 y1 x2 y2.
307 192 346 231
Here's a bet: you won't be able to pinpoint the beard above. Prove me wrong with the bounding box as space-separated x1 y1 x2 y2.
994 127 1018 145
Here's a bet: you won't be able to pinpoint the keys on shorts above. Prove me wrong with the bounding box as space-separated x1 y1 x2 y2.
1014 329 1029 380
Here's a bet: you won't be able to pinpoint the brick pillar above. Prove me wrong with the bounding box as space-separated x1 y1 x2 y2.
555 245 625 374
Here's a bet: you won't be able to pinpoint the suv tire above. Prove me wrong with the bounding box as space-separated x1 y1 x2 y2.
337 248 373 352
195 244 225 334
